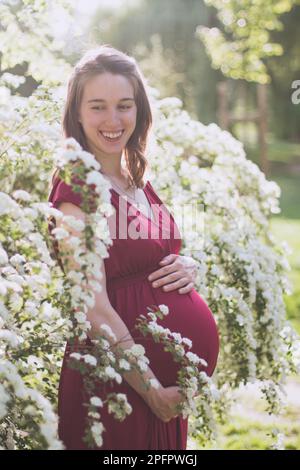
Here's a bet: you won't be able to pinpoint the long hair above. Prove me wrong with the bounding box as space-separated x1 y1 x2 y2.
51 45 152 189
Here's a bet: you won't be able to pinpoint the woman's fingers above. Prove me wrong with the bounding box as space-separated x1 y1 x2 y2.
148 255 197 293
178 282 194 294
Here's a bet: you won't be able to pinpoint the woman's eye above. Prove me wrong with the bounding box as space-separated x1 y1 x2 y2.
91 106 131 111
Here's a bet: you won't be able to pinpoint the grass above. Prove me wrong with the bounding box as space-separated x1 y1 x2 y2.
216 414 300 450
271 174 300 220
267 171 300 333
270 217 300 334
190 380 300 450
245 139 300 166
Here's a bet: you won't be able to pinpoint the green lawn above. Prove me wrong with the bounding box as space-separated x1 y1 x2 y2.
271 174 300 220
270 217 300 334
211 410 300 450
246 139 300 166
190 379 300 450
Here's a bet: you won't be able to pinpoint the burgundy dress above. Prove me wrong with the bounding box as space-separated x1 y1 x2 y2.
48 175 219 450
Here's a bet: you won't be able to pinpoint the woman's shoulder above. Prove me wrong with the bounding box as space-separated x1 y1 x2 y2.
48 173 97 212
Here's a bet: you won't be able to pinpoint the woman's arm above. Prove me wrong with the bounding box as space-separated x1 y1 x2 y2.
55 202 183 422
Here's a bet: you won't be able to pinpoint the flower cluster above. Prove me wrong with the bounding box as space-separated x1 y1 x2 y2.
0 0 299 450
135 305 220 443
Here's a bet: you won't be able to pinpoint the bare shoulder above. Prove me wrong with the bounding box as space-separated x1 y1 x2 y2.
57 203 109 296
56 201 86 222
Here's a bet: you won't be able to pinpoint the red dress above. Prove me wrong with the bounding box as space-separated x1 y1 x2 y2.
48 175 219 450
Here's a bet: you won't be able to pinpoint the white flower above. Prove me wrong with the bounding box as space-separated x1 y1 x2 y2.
9 254 26 267
88 411 101 419
90 396 103 408
104 366 122 384
74 311 87 323
51 227 69 240
148 322 166 335
182 337 193 349
0 192 18 216
67 271 84 284
63 215 85 232
137 360 148 372
86 170 103 187
100 324 117 343
149 378 160 389
199 357 208 367
171 332 183 344
158 304 169 316
128 344 146 358
0 247 8 265
64 137 82 152
0 329 24 347
186 351 201 365
80 151 100 170
119 359 131 371
83 354 97 366
12 190 31 202
236 314 245 326
0 384 10 420
91 422 104 447
69 353 81 361
210 264 221 276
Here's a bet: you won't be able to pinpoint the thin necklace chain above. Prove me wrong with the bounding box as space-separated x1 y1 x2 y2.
104 173 137 203
104 173 154 221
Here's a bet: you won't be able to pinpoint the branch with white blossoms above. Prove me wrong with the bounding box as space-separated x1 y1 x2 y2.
0 357 62 449
66 325 154 449
135 304 221 443
146 94 300 430
0 188 69 449
48 138 166 448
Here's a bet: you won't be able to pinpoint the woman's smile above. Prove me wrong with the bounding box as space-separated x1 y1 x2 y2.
98 129 125 143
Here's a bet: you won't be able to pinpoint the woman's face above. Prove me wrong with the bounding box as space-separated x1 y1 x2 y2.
78 72 137 161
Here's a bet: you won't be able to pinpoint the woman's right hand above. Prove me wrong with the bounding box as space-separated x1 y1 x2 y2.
145 385 185 423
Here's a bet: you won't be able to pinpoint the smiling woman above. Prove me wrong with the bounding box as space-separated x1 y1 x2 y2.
48 45 219 451
78 74 137 153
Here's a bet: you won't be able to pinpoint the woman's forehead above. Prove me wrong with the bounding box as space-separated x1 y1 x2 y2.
82 73 135 101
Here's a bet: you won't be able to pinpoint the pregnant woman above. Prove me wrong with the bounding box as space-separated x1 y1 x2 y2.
48 45 219 450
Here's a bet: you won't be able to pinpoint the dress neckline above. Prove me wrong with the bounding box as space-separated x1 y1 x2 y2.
109 180 158 226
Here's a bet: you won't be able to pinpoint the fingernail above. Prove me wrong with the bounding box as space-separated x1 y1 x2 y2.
148 275 152 281
153 282 158 288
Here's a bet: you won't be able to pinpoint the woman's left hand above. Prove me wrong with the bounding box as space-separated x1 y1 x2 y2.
148 254 198 294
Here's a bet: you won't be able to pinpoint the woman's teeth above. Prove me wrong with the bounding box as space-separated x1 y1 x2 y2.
100 130 124 142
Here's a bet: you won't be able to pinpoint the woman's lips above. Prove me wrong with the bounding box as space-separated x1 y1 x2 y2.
98 130 125 143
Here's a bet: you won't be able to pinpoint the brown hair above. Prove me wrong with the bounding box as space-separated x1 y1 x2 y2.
51 44 152 189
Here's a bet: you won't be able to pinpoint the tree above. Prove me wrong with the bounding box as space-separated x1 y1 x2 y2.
198 0 300 84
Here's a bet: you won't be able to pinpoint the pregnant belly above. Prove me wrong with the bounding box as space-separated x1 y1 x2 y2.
108 284 220 388
143 288 219 386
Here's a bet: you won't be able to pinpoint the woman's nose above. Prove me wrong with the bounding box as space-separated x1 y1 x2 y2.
104 109 122 125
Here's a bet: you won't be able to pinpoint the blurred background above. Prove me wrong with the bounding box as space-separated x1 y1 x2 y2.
6 0 300 449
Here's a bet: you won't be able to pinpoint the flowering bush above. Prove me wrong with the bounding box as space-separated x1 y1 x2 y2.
1 0 299 450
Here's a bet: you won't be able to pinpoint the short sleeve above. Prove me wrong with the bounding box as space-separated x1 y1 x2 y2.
47 175 97 273
48 175 98 213
48 176 83 210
